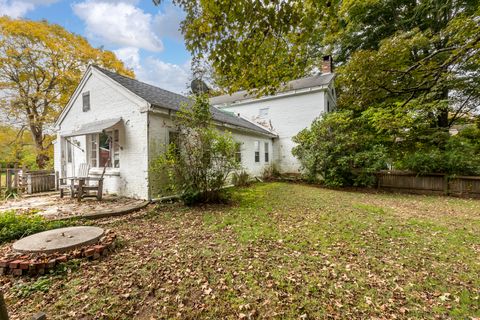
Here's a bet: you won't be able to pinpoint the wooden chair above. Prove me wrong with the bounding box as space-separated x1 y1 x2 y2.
59 163 90 198
78 162 109 201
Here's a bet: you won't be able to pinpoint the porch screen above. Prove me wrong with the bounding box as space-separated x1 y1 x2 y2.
88 129 120 168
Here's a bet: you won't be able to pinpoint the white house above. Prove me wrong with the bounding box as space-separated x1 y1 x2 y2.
54 59 335 200
210 56 336 173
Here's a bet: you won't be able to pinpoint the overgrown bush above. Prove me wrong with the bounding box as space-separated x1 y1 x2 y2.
231 170 251 187
293 110 480 186
398 136 480 175
262 164 281 181
0 210 73 243
150 94 239 205
292 111 388 187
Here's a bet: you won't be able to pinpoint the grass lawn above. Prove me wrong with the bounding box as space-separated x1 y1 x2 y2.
1 182 479 319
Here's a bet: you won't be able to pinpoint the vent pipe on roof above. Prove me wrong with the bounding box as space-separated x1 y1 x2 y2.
322 55 333 74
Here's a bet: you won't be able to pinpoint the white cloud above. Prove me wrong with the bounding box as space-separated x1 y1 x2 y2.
140 56 190 94
153 3 185 41
113 47 141 69
0 0 57 18
114 46 191 94
73 0 163 52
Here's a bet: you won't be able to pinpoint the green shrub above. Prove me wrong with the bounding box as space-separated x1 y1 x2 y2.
292 111 388 187
232 170 251 186
262 164 281 181
0 210 73 243
398 136 480 175
149 94 239 205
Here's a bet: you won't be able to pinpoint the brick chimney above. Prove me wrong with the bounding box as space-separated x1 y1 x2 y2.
322 55 333 74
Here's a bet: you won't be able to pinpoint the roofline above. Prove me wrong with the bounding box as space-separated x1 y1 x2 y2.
215 120 278 138
212 84 330 107
92 65 188 111
55 65 149 128
148 107 277 138
55 65 94 128
58 65 276 138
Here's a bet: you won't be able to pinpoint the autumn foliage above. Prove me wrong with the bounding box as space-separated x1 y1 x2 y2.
0 17 133 168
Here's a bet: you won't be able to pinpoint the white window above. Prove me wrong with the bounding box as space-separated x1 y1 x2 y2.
235 142 242 163
88 129 120 168
254 140 260 163
259 107 269 118
82 92 90 112
264 142 269 162
66 138 72 163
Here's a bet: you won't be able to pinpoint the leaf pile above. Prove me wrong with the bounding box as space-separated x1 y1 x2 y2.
1 182 479 319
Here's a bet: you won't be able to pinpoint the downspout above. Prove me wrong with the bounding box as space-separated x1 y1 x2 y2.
146 103 152 201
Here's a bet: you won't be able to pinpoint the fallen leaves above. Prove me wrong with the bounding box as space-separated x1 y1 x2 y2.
0 183 479 319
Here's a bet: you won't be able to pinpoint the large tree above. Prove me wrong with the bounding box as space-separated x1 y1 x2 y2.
171 0 479 98
0 17 133 168
166 0 479 157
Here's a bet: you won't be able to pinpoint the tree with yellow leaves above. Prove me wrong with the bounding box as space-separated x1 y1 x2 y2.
0 17 134 168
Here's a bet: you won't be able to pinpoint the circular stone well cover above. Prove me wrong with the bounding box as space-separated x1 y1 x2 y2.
13 226 104 254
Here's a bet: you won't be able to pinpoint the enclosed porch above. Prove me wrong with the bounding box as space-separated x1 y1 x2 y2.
55 118 127 198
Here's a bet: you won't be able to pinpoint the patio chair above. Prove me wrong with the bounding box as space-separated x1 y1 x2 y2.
59 163 90 198
78 161 109 201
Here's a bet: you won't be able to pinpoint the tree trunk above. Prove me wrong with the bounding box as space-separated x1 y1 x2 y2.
437 107 449 128
30 125 49 169
436 88 450 129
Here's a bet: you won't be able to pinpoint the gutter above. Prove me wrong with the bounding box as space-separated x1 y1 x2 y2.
147 107 278 138
213 85 329 108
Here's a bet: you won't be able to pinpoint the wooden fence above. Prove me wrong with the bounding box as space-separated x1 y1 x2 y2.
0 165 58 195
376 171 480 198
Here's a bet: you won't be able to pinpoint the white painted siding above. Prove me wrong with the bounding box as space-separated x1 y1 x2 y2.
214 90 328 173
55 70 150 199
147 111 273 198
230 130 273 177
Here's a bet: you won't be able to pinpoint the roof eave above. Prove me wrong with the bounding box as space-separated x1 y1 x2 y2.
212 84 330 107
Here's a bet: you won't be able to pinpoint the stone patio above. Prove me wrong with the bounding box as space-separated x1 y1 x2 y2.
0 193 148 219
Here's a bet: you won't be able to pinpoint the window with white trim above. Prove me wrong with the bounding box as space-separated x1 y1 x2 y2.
87 129 120 168
264 142 269 162
82 92 90 112
254 140 260 163
235 142 242 163
66 138 72 163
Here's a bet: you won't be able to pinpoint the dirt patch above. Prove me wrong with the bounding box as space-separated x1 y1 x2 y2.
0 194 146 219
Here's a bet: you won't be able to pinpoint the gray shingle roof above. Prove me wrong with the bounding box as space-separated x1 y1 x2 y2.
94 66 275 137
210 73 335 105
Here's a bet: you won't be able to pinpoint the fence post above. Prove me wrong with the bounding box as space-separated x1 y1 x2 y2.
5 169 11 192
27 174 33 194
0 291 9 320
55 171 59 191
13 164 18 190
444 175 449 196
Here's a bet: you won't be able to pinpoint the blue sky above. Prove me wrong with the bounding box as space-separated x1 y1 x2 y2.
0 0 192 93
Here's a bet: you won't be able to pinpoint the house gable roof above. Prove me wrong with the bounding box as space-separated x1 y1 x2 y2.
93 65 275 137
210 73 335 105
55 65 148 128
